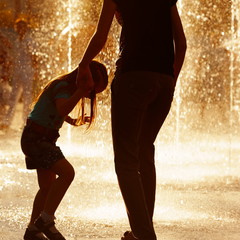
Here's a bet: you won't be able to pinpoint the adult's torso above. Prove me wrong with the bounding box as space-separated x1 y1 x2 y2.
114 0 177 76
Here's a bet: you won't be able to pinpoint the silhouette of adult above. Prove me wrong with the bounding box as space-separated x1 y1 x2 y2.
77 1 187 239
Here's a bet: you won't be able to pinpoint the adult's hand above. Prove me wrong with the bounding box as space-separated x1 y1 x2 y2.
76 63 94 96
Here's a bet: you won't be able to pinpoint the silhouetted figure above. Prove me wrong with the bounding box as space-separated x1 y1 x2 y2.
77 1 187 239
0 33 12 120
1 18 35 130
21 61 108 240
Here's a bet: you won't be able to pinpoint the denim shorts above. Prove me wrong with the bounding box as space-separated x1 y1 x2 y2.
21 126 65 169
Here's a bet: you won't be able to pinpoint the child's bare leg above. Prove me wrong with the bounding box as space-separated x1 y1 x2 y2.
33 159 74 240
44 158 75 216
24 169 56 240
29 169 56 225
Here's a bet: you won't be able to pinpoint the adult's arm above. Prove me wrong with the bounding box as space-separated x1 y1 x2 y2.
171 4 187 82
57 0 117 117
76 0 117 90
80 0 117 67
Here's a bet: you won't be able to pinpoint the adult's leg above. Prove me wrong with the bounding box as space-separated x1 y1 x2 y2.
138 75 174 220
111 72 159 240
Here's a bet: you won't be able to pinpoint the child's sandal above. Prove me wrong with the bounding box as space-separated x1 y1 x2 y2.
35 216 66 240
23 228 48 240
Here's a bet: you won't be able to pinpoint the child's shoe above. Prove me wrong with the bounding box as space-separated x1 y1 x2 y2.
34 216 66 240
23 228 48 240
121 231 138 240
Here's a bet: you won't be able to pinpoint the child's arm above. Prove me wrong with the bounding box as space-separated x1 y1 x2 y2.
171 4 187 82
65 116 78 125
65 115 90 126
55 87 88 117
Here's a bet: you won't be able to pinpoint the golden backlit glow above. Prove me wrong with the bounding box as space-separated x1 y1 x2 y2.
0 0 240 239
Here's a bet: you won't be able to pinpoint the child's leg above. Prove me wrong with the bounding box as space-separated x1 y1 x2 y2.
29 169 56 225
32 159 74 240
24 169 56 240
43 158 75 216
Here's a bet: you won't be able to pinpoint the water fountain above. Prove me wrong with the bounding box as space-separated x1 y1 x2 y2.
1 0 240 239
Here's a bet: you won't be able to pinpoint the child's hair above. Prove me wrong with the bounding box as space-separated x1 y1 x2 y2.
77 60 108 128
34 60 108 128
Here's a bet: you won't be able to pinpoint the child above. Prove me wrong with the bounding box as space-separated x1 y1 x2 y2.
21 60 108 240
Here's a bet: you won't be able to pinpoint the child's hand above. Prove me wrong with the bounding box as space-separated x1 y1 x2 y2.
76 64 94 97
84 116 91 123
65 115 91 126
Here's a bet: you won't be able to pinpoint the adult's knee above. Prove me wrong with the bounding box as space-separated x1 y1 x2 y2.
115 161 139 178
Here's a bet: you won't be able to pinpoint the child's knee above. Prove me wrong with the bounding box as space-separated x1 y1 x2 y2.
62 164 75 184
67 165 75 183
51 158 75 184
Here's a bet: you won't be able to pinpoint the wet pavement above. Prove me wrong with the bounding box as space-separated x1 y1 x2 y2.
1 105 240 240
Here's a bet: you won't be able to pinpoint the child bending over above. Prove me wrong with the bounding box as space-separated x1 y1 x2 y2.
21 60 108 240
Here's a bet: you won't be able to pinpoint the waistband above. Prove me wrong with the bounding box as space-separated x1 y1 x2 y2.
26 119 59 141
